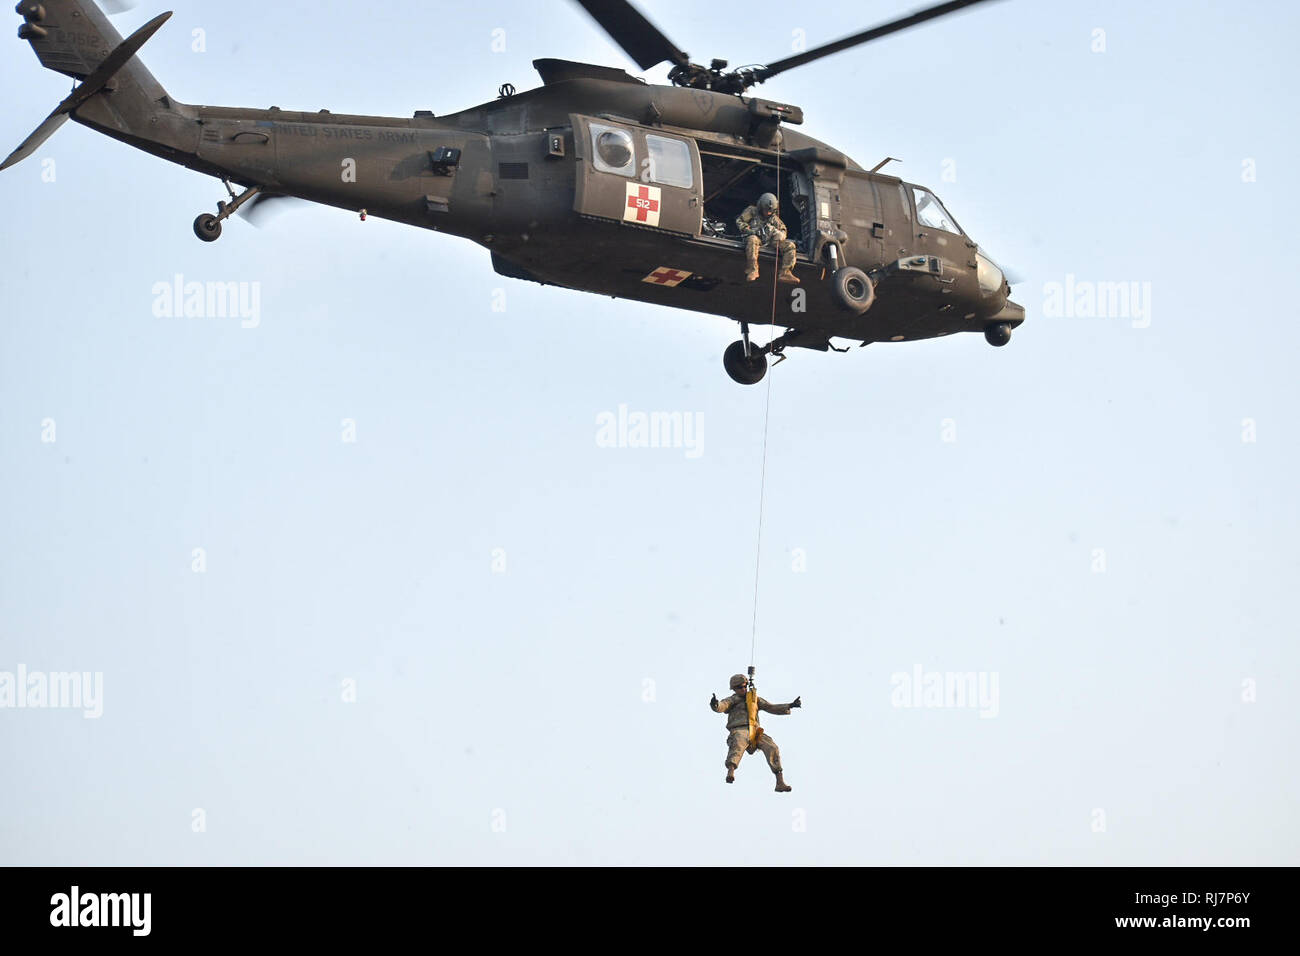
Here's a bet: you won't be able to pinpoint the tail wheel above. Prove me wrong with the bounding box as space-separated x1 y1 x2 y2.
193 213 222 242
723 340 768 385
832 266 875 314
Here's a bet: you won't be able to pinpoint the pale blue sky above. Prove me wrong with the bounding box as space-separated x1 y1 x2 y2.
1 0 1296 865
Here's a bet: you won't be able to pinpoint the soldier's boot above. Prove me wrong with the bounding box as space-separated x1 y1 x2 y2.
774 772 792 793
743 236 760 281
725 761 737 784
776 243 799 284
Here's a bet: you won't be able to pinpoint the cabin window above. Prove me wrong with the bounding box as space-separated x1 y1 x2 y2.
590 124 635 176
645 134 693 189
911 186 963 235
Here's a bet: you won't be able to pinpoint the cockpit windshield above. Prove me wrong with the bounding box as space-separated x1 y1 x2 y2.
911 186 964 236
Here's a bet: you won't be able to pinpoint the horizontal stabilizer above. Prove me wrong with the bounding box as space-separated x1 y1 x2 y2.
0 112 70 172
1 10 171 171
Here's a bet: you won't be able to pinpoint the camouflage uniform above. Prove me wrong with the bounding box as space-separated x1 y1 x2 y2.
736 201 798 281
710 675 793 784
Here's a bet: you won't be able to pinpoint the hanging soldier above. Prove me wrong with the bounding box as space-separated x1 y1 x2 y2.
710 672 801 792
735 192 799 284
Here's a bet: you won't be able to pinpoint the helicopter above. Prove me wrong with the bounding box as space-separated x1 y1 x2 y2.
4 0 1024 384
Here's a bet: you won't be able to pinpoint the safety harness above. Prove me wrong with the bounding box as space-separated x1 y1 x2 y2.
744 666 763 753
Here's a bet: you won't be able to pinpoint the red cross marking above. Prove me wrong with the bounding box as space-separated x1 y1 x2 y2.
626 185 661 222
646 268 689 285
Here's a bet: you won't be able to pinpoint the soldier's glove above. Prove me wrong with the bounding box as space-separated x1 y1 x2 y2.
790 696 802 709
772 230 787 243
710 693 719 708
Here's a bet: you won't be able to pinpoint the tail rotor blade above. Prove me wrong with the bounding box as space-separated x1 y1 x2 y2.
237 192 302 228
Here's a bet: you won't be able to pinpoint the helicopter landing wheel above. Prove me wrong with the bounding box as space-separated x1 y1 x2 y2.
193 213 222 243
724 340 768 385
984 322 1012 347
832 266 876 314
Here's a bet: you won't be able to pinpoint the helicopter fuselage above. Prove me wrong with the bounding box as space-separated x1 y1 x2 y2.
71 53 1024 348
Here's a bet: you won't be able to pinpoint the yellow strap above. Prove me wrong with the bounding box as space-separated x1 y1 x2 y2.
745 688 759 745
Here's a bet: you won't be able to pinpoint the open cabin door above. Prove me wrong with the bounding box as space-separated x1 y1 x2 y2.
571 113 703 236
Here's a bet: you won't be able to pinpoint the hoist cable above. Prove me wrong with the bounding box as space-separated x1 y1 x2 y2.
749 142 783 670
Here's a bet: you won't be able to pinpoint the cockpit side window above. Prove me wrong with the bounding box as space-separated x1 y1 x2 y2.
911 186 963 235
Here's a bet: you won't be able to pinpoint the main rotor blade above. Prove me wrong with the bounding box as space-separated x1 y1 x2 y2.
571 0 689 69
754 0 997 83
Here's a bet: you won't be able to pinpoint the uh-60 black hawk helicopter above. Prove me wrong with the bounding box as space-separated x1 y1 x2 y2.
5 0 1024 384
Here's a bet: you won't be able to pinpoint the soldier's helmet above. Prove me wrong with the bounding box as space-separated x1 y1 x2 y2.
729 674 748 691
757 193 779 216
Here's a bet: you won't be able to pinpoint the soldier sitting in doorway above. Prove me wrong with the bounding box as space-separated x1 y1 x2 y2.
736 192 799 284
